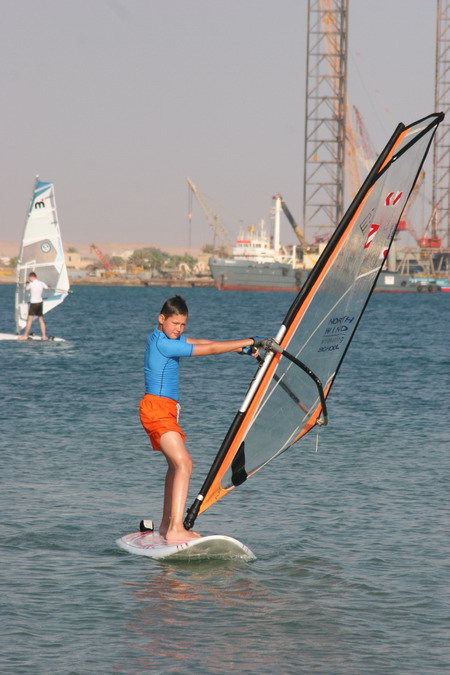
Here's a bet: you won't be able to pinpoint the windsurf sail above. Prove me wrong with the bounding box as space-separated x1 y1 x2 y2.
15 177 70 333
184 112 444 529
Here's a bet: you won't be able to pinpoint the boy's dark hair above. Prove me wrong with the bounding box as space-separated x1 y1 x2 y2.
160 295 188 317
29 272 37 279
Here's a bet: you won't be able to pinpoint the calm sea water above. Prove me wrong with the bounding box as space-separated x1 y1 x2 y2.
1 285 449 675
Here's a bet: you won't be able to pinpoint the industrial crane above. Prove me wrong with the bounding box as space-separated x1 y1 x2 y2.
389 171 440 249
90 244 112 270
186 178 230 251
353 106 378 173
273 194 309 248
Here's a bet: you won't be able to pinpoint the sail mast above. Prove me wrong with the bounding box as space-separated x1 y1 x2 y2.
15 176 39 333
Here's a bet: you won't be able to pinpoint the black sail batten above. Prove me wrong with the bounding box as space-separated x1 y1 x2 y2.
184 113 444 530
231 442 248 486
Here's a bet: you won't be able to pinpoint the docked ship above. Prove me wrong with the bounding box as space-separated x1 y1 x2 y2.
209 195 449 293
376 234 449 293
209 195 324 292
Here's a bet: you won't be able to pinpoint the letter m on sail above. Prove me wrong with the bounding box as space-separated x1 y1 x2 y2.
364 224 379 248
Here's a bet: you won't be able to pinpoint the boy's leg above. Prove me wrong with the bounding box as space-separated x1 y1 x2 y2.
158 430 200 541
38 316 47 340
18 315 33 340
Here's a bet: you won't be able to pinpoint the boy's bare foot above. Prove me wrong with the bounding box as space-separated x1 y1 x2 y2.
160 527 201 543
17 335 28 340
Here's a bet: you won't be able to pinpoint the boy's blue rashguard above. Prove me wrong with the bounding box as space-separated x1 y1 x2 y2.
144 328 194 401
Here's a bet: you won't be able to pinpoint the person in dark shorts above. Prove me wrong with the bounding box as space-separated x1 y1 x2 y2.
18 272 51 340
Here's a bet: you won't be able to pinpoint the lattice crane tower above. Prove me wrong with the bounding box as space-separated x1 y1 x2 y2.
432 0 450 249
303 0 349 240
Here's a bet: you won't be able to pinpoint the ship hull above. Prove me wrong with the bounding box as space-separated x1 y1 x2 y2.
209 258 444 293
209 258 303 292
375 271 443 293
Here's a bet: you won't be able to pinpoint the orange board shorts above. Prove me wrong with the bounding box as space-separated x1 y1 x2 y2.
139 394 185 451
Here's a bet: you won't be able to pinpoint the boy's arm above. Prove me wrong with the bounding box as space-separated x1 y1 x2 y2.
191 338 255 356
185 338 213 345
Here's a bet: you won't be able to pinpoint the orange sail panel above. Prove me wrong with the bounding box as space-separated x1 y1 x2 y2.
184 113 444 528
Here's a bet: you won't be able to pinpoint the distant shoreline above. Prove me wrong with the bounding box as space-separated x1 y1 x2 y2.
0 274 215 288
0 241 205 259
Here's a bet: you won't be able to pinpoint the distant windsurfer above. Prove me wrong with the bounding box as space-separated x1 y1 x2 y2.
139 295 257 542
18 272 51 341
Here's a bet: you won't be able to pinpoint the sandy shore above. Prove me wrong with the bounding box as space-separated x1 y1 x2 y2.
0 272 214 288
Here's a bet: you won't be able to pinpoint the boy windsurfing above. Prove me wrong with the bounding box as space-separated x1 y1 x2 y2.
139 295 257 542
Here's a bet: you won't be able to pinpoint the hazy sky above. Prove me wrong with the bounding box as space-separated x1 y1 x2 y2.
0 0 437 250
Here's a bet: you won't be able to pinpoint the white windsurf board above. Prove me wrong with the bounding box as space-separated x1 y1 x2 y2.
0 333 65 342
117 531 256 562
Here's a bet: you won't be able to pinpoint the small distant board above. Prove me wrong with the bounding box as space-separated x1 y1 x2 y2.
117 531 256 562
0 333 65 342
